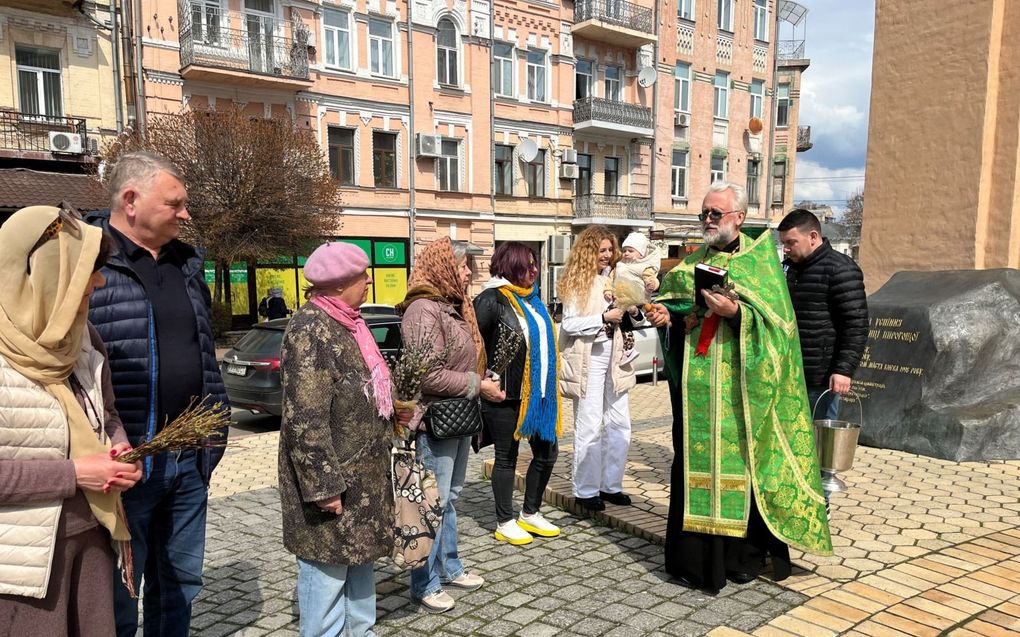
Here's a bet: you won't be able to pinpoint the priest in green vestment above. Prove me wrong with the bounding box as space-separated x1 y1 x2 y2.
646 181 832 594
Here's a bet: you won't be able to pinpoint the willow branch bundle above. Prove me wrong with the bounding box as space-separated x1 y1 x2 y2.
118 398 229 463
392 328 457 403
490 322 524 379
613 276 647 310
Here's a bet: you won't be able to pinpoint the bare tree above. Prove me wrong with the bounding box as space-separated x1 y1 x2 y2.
99 108 341 314
841 188 864 249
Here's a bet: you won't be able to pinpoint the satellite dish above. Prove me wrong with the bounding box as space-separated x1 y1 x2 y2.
637 66 657 88
748 117 764 135
517 138 539 163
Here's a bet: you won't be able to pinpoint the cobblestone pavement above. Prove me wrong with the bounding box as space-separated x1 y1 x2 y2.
205 381 1020 637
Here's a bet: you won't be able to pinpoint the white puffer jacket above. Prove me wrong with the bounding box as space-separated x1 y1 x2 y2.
0 326 106 598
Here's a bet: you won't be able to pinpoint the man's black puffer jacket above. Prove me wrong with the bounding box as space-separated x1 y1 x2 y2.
784 239 869 388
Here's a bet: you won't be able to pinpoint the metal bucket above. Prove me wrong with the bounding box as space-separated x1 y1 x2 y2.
813 390 862 473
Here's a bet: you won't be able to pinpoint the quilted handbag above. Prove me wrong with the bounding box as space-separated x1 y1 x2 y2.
391 441 444 570
424 396 483 439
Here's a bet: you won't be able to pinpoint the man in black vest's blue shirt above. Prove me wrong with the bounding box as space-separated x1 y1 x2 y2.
87 150 227 637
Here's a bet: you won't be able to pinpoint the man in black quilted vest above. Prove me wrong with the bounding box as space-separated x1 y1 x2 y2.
778 209 868 422
87 150 227 637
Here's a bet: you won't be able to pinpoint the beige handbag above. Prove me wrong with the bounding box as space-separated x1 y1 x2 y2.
390 440 444 569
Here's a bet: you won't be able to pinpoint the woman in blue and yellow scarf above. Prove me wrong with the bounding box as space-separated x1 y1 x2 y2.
474 242 562 545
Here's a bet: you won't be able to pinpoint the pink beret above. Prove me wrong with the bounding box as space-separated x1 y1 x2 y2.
304 242 369 288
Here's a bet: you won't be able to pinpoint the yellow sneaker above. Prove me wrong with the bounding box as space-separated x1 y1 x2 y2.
494 519 533 545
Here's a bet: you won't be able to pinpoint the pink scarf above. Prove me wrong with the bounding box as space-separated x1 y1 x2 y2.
310 295 394 420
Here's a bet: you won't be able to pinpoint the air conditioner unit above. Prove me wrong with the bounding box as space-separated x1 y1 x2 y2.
559 163 579 180
561 148 578 164
550 265 565 299
416 133 442 158
48 131 83 154
673 112 689 128
548 235 572 264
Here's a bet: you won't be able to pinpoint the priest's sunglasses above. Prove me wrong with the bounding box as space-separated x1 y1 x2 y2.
699 209 740 222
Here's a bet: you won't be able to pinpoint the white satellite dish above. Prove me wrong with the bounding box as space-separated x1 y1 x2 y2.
637 66 657 88
517 138 540 163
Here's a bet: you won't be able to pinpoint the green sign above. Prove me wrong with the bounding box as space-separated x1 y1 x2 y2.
374 242 406 266
339 239 373 264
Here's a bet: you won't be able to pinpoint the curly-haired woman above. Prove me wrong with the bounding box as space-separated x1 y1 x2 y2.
557 225 640 512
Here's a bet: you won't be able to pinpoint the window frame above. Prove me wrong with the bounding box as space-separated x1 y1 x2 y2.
776 83 791 128
190 0 223 46
436 17 459 87
575 58 594 101
526 50 548 103
493 42 515 98
604 65 622 102
772 160 787 204
674 62 691 113
671 150 688 200
713 71 729 120
16 47 63 119
525 149 546 198
372 131 397 188
604 156 620 197
753 0 769 42
494 144 513 195
327 126 356 186
678 0 695 21
437 138 461 192
750 79 764 119
717 0 733 32
710 155 726 183
322 8 353 70
746 158 761 205
368 17 396 78
577 153 592 196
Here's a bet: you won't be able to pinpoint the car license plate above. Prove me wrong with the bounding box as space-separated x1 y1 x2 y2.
226 364 247 376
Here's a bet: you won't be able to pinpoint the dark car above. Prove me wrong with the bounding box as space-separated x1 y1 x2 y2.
220 310 403 417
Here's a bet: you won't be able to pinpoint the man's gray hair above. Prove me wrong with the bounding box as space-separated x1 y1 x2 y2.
107 150 185 211
707 180 748 212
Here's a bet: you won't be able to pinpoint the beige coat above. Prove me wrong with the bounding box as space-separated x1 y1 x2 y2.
558 274 637 400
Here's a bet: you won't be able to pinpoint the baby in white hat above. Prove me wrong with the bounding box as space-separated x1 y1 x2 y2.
604 232 661 364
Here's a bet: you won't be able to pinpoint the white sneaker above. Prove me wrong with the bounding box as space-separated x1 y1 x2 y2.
419 590 455 613
518 511 561 538
494 519 533 545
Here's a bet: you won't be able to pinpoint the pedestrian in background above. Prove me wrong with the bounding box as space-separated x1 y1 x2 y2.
474 241 562 546
258 287 292 321
557 225 640 512
0 206 141 636
397 238 503 614
278 241 408 636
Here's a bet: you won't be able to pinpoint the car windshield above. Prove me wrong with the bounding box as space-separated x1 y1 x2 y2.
234 328 283 355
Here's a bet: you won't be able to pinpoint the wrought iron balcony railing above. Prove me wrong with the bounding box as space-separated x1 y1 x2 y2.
0 110 90 156
179 17 309 80
797 125 813 151
778 39 806 60
573 0 654 35
572 97 653 131
573 194 651 222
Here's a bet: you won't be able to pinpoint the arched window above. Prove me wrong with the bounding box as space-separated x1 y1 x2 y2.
436 17 459 86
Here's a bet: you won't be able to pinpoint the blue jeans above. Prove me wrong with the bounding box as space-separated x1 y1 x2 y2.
807 386 841 421
297 559 377 637
409 432 470 599
114 450 208 637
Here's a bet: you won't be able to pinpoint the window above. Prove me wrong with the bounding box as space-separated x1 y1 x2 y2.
674 63 691 112
16 47 62 118
438 139 460 192
753 0 769 41
747 158 760 205
493 43 514 97
711 156 726 183
369 18 395 77
373 131 397 188
494 144 513 195
713 71 729 119
323 9 352 70
527 50 547 102
671 150 688 199
436 17 458 86
772 160 786 204
604 157 619 196
776 83 790 128
577 154 592 196
525 150 546 198
678 0 695 21
750 79 764 119
717 0 732 31
327 127 355 186
190 0 221 45
605 66 621 102
575 59 593 100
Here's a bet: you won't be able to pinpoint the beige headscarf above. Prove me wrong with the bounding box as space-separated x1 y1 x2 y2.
0 206 131 547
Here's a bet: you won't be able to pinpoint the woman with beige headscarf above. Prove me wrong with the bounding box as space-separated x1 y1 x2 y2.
0 206 141 636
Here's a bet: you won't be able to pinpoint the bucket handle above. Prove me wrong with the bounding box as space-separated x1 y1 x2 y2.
811 388 863 428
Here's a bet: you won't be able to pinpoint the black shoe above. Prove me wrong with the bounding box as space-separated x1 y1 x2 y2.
672 574 719 596
600 491 632 506
727 571 756 584
575 496 605 511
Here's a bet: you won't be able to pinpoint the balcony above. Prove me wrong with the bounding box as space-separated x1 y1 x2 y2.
179 11 311 89
572 0 656 48
572 97 653 139
797 125 813 152
778 39 806 61
573 194 652 227
0 110 93 161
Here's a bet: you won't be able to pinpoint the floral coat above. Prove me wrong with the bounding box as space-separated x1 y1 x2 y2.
278 303 394 565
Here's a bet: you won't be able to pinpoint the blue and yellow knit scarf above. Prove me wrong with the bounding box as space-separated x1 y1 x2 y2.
497 283 562 442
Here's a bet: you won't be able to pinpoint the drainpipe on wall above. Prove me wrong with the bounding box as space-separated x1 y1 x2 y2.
648 0 660 229
133 0 146 136
764 5 781 222
489 2 496 220
406 8 416 265
110 0 124 132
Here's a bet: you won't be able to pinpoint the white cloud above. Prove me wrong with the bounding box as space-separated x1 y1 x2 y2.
793 159 865 210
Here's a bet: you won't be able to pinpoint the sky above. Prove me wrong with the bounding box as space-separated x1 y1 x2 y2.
788 0 875 212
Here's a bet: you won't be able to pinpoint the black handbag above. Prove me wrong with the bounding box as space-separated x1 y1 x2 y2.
425 396 483 439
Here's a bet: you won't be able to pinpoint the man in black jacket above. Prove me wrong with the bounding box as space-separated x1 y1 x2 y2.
778 209 868 421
